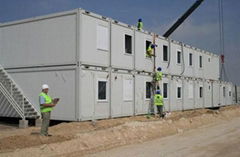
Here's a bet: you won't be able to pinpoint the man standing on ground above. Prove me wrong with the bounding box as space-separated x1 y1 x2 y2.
154 90 164 118
39 84 59 136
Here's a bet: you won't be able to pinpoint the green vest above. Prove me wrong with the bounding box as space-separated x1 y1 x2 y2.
155 72 163 81
154 94 163 106
39 92 53 113
137 22 143 30
146 46 152 57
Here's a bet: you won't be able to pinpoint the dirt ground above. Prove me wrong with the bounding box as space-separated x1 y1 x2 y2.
0 105 240 157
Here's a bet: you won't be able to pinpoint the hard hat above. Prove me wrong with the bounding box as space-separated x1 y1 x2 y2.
157 67 162 71
156 90 161 94
138 18 142 22
42 84 49 90
151 44 155 48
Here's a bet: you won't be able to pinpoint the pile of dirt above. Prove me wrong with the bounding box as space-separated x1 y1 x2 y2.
0 105 239 156
0 135 72 152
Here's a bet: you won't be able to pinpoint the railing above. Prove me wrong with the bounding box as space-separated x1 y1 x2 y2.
0 82 25 119
0 65 41 118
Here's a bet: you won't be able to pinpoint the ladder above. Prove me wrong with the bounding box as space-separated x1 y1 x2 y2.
0 65 41 119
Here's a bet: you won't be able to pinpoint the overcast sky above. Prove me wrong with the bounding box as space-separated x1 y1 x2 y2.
0 0 239 85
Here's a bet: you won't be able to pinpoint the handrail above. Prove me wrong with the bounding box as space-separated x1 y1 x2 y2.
0 66 41 118
0 82 25 119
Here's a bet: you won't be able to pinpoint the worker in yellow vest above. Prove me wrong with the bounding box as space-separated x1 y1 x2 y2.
154 90 164 118
146 44 155 58
137 18 143 31
39 84 59 136
154 67 163 88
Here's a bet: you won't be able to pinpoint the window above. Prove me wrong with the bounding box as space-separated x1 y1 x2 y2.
177 50 181 64
177 87 182 99
229 91 232 97
146 82 152 99
163 83 168 98
199 55 203 68
199 86 203 98
209 86 211 90
189 53 193 66
123 79 133 101
163 45 168 61
98 80 107 100
223 87 226 97
188 83 193 99
97 25 109 50
146 40 152 58
125 35 132 54
208 58 211 62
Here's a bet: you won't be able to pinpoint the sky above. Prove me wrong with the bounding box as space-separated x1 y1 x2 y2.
0 0 239 85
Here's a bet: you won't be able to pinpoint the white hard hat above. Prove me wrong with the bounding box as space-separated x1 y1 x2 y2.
42 84 49 90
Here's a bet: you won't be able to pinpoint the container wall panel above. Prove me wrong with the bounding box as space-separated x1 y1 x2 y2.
134 74 152 115
183 79 195 110
80 14 109 67
80 69 110 120
169 78 183 111
8 68 76 120
111 24 134 70
135 31 153 72
111 72 134 117
0 14 77 67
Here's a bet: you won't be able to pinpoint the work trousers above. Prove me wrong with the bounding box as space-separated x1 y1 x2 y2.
40 111 51 135
156 105 164 117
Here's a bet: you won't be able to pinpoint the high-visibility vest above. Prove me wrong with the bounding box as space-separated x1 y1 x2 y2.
155 72 163 81
146 46 153 57
137 22 143 30
39 92 53 113
154 94 163 106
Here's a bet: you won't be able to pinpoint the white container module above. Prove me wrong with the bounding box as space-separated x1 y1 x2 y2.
7 66 77 121
134 72 152 115
169 77 183 111
111 70 134 117
0 11 77 68
204 80 213 108
161 76 171 112
80 11 110 67
79 66 110 120
111 22 134 70
135 31 154 72
182 78 195 110
0 8 237 121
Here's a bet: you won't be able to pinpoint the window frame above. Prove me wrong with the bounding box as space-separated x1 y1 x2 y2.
199 55 203 68
189 53 193 66
199 86 203 98
176 49 182 65
163 82 168 99
176 83 182 99
124 34 132 55
96 78 108 102
145 40 152 59
145 81 152 100
163 45 168 62
96 25 109 51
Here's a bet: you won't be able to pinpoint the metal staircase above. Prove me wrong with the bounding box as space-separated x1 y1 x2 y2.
0 66 41 119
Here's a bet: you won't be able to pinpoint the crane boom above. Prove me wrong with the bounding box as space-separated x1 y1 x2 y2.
163 0 204 38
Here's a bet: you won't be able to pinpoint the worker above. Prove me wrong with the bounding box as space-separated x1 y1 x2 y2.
155 67 163 81
146 44 155 57
154 90 164 118
137 18 143 31
39 84 59 136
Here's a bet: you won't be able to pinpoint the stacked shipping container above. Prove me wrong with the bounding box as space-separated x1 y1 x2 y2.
0 9 237 121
